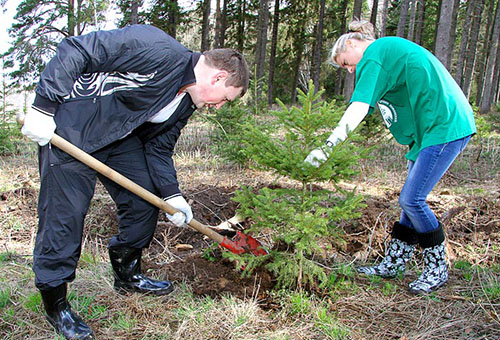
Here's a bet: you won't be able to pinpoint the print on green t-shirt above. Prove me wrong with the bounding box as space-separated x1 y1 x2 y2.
350 37 476 161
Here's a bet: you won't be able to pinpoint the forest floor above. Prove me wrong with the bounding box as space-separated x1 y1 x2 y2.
0 113 499 339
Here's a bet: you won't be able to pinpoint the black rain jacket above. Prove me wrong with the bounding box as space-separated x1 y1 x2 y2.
32 25 198 198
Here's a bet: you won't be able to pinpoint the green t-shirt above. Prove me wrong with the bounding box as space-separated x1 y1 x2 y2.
350 37 476 161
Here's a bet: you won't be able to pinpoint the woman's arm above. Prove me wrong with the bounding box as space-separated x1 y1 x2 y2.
305 101 370 166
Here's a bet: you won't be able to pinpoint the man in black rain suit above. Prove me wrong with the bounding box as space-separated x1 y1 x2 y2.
21 24 249 340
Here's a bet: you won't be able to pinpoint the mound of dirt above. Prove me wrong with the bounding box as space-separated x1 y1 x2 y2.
145 184 273 299
157 252 274 300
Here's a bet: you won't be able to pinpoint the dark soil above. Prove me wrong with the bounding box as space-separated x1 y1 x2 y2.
158 252 274 300
147 184 275 300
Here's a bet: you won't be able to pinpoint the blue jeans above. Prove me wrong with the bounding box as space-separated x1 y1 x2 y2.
399 135 472 233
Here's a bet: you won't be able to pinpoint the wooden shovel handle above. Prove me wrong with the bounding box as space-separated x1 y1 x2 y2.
18 115 225 244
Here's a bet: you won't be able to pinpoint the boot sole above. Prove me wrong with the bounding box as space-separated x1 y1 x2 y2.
408 280 447 295
357 267 404 279
114 284 175 296
45 314 95 339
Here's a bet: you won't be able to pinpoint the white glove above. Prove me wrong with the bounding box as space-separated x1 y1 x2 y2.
305 147 329 167
304 102 370 168
164 195 193 227
21 106 56 146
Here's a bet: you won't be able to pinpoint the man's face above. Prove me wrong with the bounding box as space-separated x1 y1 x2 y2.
203 82 242 110
191 71 243 109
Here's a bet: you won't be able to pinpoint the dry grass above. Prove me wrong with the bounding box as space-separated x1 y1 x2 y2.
1 115 499 339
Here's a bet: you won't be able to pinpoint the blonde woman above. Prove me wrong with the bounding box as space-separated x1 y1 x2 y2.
306 20 476 294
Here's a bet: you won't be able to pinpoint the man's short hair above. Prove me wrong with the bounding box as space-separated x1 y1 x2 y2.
203 49 249 97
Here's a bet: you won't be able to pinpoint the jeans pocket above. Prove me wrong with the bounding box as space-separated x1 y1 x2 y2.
460 135 472 153
439 142 449 155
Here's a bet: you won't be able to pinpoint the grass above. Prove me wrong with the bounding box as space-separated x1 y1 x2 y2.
0 288 11 309
0 113 499 339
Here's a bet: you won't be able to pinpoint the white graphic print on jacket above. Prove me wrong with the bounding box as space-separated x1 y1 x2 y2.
68 72 156 99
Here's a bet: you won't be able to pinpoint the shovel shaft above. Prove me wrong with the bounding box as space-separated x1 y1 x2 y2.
44 133 224 245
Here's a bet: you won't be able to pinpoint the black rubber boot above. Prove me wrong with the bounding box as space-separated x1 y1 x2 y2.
109 246 174 296
357 222 418 278
40 283 95 340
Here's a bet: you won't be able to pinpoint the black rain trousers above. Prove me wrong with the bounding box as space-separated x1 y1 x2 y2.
33 134 159 290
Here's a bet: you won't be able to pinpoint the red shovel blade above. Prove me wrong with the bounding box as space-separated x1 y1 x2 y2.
220 231 268 256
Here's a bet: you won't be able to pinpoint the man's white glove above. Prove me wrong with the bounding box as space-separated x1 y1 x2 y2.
305 147 329 167
164 195 193 227
21 106 56 146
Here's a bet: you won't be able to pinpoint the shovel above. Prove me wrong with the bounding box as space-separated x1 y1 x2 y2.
18 116 267 256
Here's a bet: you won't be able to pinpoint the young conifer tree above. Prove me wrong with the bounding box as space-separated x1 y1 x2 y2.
230 82 370 289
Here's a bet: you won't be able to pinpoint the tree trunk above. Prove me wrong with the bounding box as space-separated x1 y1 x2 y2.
201 0 211 52
168 0 178 39
291 1 308 104
68 0 76 37
480 0 500 113
237 0 246 52
267 0 280 105
455 0 476 88
380 0 389 37
214 0 221 48
463 0 485 98
370 0 379 28
291 48 304 104
311 0 326 93
397 0 411 37
353 0 362 19
76 0 83 35
434 0 456 70
491 34 500 103
407 0 418 41
414 0 426 45
130 0 139 24
255 0 270 101
335 0 349 95
343 0 363 101
447 0 460 68
220 0 228 47
476 0 496 106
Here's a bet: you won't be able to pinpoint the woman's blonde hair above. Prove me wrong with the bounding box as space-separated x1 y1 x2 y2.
329 20 376 67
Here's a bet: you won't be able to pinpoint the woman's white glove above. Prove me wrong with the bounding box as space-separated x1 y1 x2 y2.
164 195 193 227
21 106 56 146
305 147 329 167
304 102 370 168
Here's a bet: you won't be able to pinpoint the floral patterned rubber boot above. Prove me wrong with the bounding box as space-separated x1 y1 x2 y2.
357 222 418 278
408 241 448 294
357 238 416 278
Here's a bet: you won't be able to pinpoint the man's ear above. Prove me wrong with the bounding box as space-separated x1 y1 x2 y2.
211 70 229 85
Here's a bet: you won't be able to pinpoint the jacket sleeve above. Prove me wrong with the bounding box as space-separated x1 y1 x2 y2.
33 25 180 114
143 115 191 199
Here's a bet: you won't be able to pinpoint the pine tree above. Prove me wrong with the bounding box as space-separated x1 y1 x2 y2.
229 82 369 289
2 0 109 89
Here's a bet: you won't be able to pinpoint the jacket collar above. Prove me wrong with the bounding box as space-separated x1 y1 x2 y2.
179 52 200 91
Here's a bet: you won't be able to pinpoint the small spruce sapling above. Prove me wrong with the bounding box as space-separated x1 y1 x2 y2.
229 82 370 289
207 69 270 166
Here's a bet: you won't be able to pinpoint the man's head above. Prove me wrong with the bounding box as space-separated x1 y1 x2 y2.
187 49 249 109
